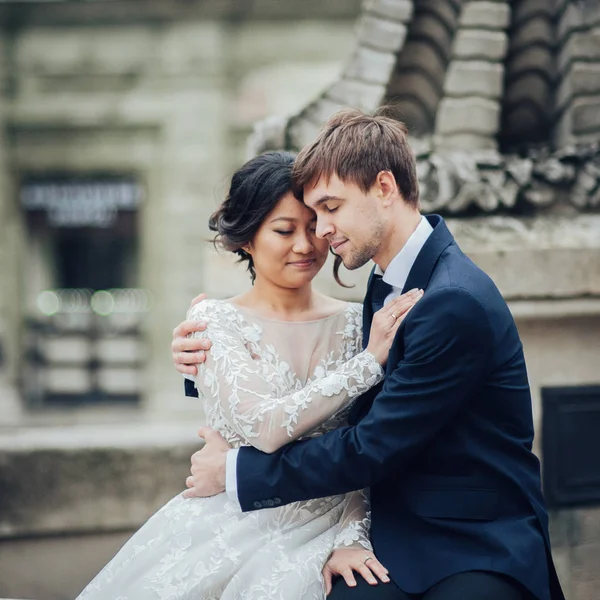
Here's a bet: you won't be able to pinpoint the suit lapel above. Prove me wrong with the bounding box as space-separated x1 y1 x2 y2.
350 215 455 425
401 215 454 294
362 267 377 350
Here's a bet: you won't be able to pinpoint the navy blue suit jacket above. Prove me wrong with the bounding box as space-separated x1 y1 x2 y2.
226 216 563 599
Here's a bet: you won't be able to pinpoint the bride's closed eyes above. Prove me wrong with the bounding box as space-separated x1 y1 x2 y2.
274 227 318 236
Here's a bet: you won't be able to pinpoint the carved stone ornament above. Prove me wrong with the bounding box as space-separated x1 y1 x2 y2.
248 0 600 216
416 143 600 216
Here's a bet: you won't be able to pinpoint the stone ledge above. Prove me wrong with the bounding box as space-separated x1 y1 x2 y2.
0 0 362 26
0 422 200 538
282 215 600 303
508 298 600 319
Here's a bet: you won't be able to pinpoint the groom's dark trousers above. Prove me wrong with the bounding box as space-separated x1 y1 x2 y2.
330 571 532 600
223 215 565 600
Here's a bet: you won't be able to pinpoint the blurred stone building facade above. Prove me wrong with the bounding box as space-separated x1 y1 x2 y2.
0 0 362 427
0 1 600 599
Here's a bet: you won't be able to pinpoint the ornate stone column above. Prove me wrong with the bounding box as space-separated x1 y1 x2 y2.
554 0 600 147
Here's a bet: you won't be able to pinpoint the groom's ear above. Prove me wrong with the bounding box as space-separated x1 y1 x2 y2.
374 171 398 206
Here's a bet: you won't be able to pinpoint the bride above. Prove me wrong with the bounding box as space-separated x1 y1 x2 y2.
76 151 421 599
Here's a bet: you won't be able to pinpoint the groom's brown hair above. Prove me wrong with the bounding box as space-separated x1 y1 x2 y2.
291 107 419 207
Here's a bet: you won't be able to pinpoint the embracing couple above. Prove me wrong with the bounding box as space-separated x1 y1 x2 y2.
77 109 565 600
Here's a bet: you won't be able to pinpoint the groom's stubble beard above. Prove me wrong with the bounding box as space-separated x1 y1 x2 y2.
341 218 386 271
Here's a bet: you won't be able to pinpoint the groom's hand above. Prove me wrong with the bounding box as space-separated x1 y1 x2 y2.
182 427 231 498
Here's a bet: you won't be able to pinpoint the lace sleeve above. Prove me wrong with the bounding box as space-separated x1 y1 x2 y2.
190 300 384 454
333 489 372 551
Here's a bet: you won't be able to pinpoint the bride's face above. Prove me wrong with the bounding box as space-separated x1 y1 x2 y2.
246 192 329 289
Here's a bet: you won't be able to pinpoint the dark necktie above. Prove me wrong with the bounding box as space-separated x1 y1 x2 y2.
371 274 393 314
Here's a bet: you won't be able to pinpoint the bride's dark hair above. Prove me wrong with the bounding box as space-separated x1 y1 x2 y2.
209 151 349 287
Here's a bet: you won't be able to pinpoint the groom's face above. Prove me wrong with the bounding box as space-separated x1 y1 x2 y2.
303 174 385 270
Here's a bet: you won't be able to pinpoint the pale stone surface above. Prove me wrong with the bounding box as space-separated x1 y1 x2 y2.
570 543 600 600
460 1 511 29
41 337 92 363
0 423 198 537
343 46 397 84
357 15 407 52
233 62 344 127
557 62 600 112
432 0 510 150
0 531 146 600
96 368 141 394
555 97 600 146
432 132 498 151
516 315 600 446
0 0 362 23
453 29 507 60
95 336 144 363
327 79 387 111
230 21 355 69
557 1 600 42
365 0 414 23
571 507 600 547
435 97 500 137
452 215 600 299
571 97 600 135
557 27 600 75
294 97 347 129
250 0 361 19
444 61 504 97
0 424 199 597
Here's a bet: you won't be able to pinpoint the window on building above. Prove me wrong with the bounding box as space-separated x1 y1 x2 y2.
20 175 147 407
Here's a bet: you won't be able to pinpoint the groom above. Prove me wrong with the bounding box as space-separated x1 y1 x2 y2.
173 109 565 600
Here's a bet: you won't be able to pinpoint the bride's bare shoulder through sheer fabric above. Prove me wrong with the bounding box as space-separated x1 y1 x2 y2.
76 299 383 600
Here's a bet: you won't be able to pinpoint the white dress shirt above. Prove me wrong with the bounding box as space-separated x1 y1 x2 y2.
225 216 434 505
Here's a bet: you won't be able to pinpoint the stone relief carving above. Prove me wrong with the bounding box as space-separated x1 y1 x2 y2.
416 143 600 215
248 0 600 216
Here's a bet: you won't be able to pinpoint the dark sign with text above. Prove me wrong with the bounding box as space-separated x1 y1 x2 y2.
20 177 143 228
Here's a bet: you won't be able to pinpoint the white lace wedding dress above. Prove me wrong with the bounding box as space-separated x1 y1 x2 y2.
77 299 384 600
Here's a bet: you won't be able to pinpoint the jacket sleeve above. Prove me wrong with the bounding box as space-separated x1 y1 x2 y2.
235 287 495 511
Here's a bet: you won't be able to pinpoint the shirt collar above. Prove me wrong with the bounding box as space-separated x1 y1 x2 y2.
374 216 434 290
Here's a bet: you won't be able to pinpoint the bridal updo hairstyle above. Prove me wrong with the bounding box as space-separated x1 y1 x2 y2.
209 151 348 286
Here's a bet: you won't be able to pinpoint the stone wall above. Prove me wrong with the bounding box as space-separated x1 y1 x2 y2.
0 423 199 600
0 7 357 425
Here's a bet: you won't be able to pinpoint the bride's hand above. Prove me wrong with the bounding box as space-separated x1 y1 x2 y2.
172 293 211 376
366 289 423 365
322 548 390 595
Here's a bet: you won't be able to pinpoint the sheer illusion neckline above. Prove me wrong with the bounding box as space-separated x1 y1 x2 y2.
225 300 350 325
